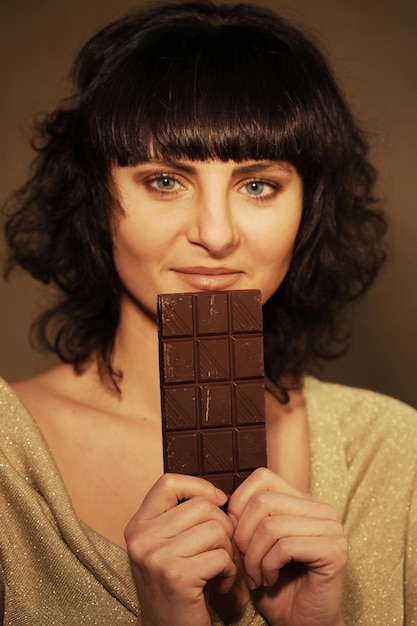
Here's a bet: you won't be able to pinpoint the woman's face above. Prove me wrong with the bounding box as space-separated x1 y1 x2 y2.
111 159 303 318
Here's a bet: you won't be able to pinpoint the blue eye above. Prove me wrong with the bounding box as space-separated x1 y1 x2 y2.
245 181 265 196
155 176 177 190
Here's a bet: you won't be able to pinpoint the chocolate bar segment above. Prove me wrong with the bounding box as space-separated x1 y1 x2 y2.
158 290 266 495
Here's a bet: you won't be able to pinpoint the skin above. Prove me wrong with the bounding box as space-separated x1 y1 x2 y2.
125 471 346 626
12 158 347 625
112 159 346 625
111 159 304 312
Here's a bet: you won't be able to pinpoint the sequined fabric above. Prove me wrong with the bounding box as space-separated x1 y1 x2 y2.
305 377 417 625
0 376 416 624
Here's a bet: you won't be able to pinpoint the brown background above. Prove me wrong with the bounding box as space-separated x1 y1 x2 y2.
0 0 416 408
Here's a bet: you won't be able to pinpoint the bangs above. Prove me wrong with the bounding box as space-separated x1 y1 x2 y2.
84 22 315 170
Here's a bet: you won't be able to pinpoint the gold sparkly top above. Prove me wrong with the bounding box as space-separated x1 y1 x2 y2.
0 376 416 625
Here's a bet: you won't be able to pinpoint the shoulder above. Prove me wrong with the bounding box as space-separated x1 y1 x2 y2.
5 364 100 424
304 376 417 464
0 376 33 429
0 376 15 403
0 366 92 446
0 376 51 486
304 375 417 429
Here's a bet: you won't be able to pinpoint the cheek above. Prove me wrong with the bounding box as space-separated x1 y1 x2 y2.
111 226 149 292
112 217 155 261
255 218 300 265
111 216 179 291
254 212 301 298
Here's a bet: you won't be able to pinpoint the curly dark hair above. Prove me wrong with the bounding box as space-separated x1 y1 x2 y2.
2 1 387 401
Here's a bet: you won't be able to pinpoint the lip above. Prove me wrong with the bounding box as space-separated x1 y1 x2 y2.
175 266 242 275
172 267 244 291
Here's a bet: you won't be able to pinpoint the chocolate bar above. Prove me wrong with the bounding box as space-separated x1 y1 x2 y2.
158 289 266 495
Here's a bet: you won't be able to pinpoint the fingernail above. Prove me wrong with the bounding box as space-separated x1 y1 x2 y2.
245 575 258 590
219 498 229 513
228 512 238 527
215 487 227 502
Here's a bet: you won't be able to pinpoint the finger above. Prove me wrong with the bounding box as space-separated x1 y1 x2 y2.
241 515 344 588
228 467 309 522
126 493 234 547
261 533 348 587
134 524 237 591
185 549 237 592
175 496 235 538
137 547 236 604
138 473 228 518
126 507 235 570
164 518 236 561
232 490 339 554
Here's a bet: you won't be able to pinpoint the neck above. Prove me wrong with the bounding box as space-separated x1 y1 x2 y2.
265 385 310 493
106 295 162 420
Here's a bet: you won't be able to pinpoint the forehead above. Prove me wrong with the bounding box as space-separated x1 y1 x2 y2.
129 158 294 173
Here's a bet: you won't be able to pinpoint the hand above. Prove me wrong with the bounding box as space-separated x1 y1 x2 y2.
227 468 347 626
124 474 236 626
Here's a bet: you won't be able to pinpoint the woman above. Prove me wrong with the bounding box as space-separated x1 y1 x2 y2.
1 2 416 625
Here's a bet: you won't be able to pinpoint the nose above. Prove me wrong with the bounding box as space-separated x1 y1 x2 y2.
186 192 239 255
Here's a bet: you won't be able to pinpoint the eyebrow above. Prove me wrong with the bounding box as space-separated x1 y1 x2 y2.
231 161 292 176
139 159 293 176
